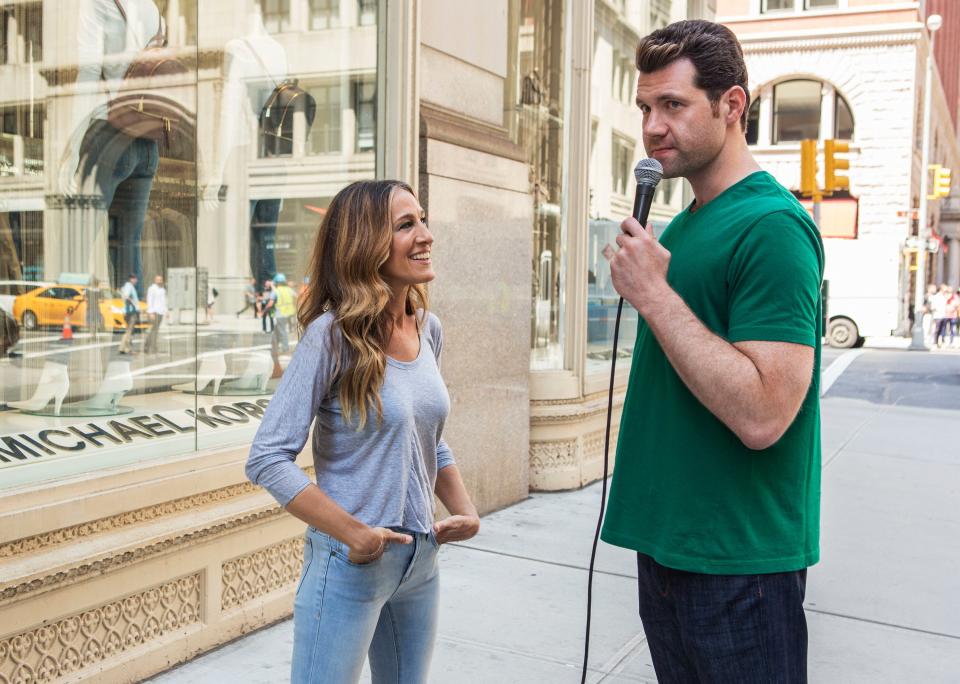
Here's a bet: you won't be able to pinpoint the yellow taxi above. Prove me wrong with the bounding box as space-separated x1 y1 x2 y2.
13 284 149 332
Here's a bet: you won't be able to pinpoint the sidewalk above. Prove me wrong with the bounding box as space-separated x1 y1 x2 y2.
149 357 960 683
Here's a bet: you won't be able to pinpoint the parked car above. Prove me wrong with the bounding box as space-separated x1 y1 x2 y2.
0 280 52 316
13 284 149 332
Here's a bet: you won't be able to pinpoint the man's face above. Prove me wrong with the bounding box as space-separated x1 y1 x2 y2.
154 276 163 286
636 58 730 180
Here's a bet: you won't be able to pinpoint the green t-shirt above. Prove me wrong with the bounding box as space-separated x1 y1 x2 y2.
601 171 824 575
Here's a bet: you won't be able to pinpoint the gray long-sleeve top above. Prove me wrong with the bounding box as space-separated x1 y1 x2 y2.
246 311 455 533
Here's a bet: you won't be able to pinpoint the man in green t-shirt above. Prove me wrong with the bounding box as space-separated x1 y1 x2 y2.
602 20 824 683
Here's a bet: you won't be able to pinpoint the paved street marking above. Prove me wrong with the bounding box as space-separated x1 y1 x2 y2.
820 348 866 397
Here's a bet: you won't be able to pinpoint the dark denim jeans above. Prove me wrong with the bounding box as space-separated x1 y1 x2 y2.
79 119 160 289
636 553 808 683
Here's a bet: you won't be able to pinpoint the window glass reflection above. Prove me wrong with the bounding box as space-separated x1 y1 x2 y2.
0 0 379 489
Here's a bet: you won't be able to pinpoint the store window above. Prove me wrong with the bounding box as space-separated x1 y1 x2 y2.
585 5 684 377
506 0 568 371
0 0 380 489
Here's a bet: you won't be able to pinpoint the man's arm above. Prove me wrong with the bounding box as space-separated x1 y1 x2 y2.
640 285 812 450
610 218 815 450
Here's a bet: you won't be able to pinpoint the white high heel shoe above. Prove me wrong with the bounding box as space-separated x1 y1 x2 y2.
10 362 70 416
68 360 134 412
204 353 227 395
223 352 272 392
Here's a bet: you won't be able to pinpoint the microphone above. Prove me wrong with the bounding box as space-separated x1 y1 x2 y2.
632 157 664 227
581 156 663 684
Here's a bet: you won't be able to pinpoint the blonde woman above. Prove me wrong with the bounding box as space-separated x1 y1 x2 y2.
246 180 479 683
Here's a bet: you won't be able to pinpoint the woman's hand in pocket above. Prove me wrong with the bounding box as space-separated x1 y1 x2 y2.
348 527 412 564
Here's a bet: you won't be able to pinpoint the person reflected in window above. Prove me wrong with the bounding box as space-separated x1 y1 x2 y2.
202 4 315 291
118 273 139 355
246 181 479 684
144 274 166 354
258 279 276 334
64 0 166 288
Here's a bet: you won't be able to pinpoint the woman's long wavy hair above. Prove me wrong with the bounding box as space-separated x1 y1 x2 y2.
298 180 428 430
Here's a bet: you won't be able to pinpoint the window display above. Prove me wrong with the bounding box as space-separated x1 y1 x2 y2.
0 0 380 488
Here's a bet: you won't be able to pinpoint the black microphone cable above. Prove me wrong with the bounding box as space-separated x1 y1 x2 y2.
581 158 663 684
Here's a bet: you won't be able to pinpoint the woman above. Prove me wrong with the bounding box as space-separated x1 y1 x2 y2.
246 180 479 683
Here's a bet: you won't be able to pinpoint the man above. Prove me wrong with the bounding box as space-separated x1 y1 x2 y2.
258 279 276 334
118 274 140 355
272 273 297 353
931 284 950 348
237 277 257 318
603 20 824 683
144 274 167 354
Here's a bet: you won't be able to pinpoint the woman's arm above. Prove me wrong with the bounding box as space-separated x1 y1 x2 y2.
246 316 411 562
433 465 480 544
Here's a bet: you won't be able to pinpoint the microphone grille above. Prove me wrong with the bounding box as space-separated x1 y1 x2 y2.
634 158 664 187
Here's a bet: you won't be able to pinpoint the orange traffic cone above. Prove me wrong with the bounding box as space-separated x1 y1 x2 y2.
61 310 74 341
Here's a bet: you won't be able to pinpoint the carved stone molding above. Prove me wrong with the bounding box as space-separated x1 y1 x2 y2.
0 481 259 561
222 537 304 611
529 439 578 474
1 509 280 606
0 573 201 684
420 102 526 163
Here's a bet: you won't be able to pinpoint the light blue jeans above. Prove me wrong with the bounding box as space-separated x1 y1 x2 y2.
291 526 441 683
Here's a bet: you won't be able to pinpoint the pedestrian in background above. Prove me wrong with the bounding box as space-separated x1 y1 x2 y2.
237 276 257 318
931 284 950 348
118 273 139 355
246 180 479 684
258 279 275 333
144 274 166 354
945 285 958 348
273 273 297 353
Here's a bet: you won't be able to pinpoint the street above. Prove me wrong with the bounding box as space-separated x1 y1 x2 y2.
148 343 960 683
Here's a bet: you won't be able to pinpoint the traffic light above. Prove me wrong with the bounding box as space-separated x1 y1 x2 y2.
800 139 818 198
824 139 849 194
928 164 952 200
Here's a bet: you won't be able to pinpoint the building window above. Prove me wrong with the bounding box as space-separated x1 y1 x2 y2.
650 0 671 31
761 0 793 11
259 0 291 33
0 103 44 177
749 80 855 146
746 97 760 145
835 92 854 140
357 0 377 26
1 2 43 64
773 79 821 143
307 82 342 154
611 134 634 196
177 0 198 46
310 0 340 30
762 0 837 11
353 78 376 152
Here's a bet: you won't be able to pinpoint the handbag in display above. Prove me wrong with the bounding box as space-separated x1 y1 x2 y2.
243 39 316 157
106 0 190 147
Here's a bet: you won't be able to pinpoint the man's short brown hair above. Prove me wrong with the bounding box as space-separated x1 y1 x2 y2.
636 20 750 130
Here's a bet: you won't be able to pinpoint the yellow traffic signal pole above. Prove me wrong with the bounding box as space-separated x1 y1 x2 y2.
910 13 942 351
800 139 821 227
